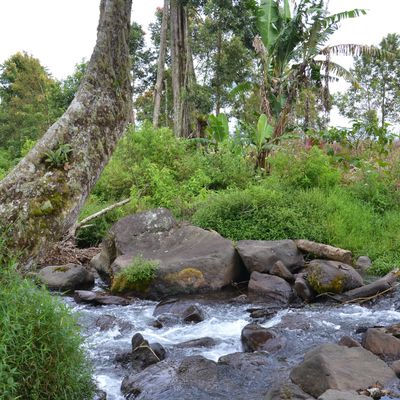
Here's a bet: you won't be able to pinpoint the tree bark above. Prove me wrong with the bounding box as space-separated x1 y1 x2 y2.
170 0 193 138
295 240 353 265
153 0 169 128
0 0 133 268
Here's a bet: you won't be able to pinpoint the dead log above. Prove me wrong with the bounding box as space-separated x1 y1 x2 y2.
334 270 400 303
295 239 353 265
0 0 133 267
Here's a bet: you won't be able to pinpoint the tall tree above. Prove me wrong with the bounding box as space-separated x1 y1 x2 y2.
335 33 400 130
170 0 195 137
0 0 133 267
0 52 59 156
153 0 169 127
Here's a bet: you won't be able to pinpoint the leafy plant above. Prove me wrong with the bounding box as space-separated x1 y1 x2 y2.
0 247 94 399
111 255 159 293
207 113 230 144
45 143 73 167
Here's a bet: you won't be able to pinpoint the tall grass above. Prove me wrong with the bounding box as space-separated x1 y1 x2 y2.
0 241 94 400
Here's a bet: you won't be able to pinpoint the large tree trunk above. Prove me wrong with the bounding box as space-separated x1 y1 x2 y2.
0 0 133 268
170 0 193 138
153 0 169 128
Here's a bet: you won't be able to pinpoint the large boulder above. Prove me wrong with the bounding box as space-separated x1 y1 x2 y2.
248 271 293 305
290 343 396 398
236 240 304 274
318 390 370 400
37 264 94 292
91 208 246 299
73 290 130 306
306 260 363 295
121 353 275 400
362 327 400 360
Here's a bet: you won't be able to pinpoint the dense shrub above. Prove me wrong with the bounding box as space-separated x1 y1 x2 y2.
192 183 400 275
0 265 94 399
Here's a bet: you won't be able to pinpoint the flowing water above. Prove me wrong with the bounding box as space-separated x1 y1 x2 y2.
65 289 400 400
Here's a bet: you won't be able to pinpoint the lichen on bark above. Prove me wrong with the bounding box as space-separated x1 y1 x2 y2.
0 0 133 268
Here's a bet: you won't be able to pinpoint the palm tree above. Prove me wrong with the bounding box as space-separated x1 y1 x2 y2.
255 0 377 138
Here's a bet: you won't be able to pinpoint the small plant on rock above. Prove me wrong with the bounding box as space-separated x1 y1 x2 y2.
111 256 159 293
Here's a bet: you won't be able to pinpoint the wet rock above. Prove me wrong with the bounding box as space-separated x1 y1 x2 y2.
306 260 363 295
37 264 94 292
318 389 370 400
265 382 314 400
121 352 274 400
93 388 107 400
362 327 400 360
237 239 304 274
355 256 372 272
390 360 400 377
248 271 293 305
95 315 133 333
269 260 295 282
248 307 278 321
93 208 246 298
131 333 166 371
73 290 130 306
290 343 396 398
294 276 314 302
153 299 205 324
241 323 286 353
338 336 361 348
175 337 217 349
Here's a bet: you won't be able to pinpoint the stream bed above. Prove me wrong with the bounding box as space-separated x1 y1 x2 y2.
65 289 400 400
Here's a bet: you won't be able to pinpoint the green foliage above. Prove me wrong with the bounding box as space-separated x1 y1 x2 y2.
269 146 340 189
111 256 159 293
0 261 94 399
44 143 73 168
207 113 230 143
192 182 400 275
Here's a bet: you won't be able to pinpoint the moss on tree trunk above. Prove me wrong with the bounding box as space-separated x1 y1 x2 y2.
0 0 133 268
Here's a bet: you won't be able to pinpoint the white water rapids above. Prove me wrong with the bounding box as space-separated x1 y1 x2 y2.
63 291 400 400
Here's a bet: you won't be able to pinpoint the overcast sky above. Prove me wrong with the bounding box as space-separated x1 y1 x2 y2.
1 0 399 80
0 1 399 126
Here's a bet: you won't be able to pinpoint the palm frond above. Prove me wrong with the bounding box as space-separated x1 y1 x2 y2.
322 9 367 27
321 44 380 57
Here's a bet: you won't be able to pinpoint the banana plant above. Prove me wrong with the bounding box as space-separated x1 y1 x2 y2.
251 113 273 169
207 113 230 144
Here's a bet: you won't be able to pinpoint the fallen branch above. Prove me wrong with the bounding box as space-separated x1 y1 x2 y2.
66 198 130 240
332 270 400 304
295 239 352 264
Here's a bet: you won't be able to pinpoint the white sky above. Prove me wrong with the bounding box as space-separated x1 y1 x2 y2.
0 0 399 126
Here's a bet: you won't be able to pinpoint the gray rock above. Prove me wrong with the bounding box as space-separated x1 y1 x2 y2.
265 383 314 400
236 239 304 274
355 256 372 272
241 323 286 353
338 336 361 348
131 332 166 371
73 290 130 306
93 208 246 299
95 315 133 332
153 299 205 324
390 360 400 377
175 337 217 349
37 263 94 292
306 260 363 295
362 327 400 360
318 389 370 400
248 271 293 305
294 276 314 302
290 343 396 398
270 260 295 282
121 352 274 400
93 389 107 400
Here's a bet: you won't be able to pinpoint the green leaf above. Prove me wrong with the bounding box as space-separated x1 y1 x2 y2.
254 114 273 150
258 0 280 51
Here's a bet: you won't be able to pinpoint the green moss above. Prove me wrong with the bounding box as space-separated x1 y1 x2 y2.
53 266 71 273
307 267 346 294
165 268 207 288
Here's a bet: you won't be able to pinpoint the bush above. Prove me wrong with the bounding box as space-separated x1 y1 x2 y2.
269 145 340 189
192 183 400 275
111 255 159 293
0 265 94 399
